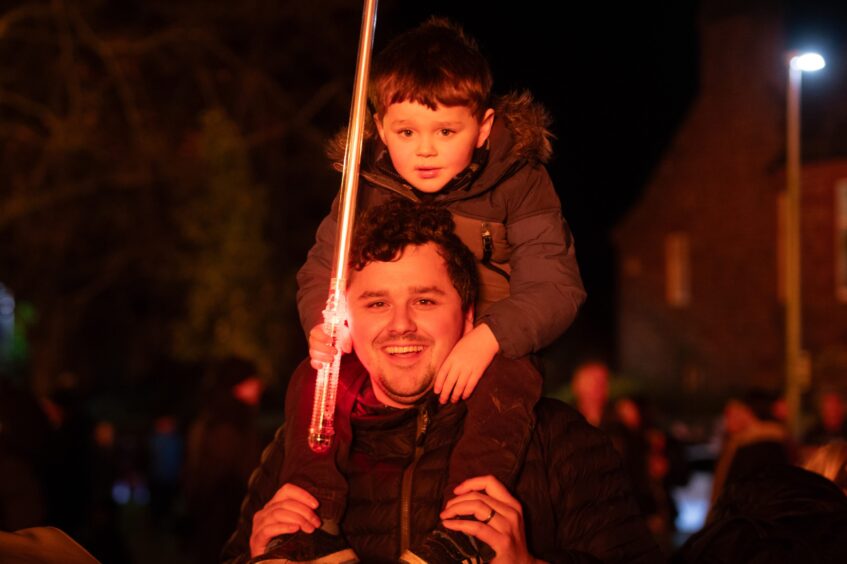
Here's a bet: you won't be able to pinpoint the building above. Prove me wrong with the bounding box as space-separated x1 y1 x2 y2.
613 1 847 404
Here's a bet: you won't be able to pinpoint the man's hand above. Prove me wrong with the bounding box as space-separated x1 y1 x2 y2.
441 475 547 564
308 323 352 371
434 323 499 404
249 484 321 557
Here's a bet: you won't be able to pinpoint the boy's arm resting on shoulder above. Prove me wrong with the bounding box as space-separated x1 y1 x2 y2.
478 169 586 358
296 195 341 336
220 424 289 564
541 403 662 564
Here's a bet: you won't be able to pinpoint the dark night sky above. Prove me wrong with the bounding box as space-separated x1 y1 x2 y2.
367 2 701 367
362 1 847 369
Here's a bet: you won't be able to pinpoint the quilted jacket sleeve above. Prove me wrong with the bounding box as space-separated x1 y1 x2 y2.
477 166 586 358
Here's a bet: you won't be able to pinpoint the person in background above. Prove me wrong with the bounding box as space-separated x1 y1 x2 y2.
0 374 51 531
708 388 790 520
148 413 184 532
570 360 612 428
673 464 847 564
183 356 265 564
609 395 689 556
804 388 847 446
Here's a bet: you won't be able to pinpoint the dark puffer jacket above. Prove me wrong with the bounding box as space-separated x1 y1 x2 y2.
221 356 661 564
296 93 586 359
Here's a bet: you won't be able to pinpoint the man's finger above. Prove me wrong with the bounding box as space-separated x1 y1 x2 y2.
442 518 502 550
453 475 516 504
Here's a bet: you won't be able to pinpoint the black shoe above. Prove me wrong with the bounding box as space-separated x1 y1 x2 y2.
400 525 495 564
249 528 358 564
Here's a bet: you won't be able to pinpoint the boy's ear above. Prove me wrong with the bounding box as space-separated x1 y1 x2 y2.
374 113 387 144
476 108 495 148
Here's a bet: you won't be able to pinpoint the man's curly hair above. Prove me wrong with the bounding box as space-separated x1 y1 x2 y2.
349 199 478 313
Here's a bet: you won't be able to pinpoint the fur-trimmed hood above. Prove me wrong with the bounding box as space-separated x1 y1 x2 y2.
325 91 554 198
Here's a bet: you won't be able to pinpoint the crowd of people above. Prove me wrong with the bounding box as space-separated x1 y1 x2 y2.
0 356 269 564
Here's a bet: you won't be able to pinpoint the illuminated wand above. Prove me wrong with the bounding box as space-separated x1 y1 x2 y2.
308 0 379 453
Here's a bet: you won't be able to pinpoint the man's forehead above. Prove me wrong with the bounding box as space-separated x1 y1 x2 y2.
351 285 448 300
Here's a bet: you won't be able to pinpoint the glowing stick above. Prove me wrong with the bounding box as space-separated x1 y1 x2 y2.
308 0 379 453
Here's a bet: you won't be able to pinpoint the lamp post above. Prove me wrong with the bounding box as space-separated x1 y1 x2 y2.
784 51 824 440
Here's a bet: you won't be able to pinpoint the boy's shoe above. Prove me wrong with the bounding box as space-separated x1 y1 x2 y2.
249 528 359 564
399 526 495 564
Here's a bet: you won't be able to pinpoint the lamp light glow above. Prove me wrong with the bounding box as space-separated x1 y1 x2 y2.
790 52 826 72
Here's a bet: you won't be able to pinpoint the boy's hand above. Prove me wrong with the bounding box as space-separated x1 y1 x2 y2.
308 323 352 371
434 323 499 404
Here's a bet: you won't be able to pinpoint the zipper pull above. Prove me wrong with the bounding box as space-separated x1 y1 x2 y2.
415 405 430 447
481 222 493 264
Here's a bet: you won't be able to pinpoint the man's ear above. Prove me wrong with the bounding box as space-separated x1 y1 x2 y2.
463 306 474 336
476 108 495 148
374 113 387 145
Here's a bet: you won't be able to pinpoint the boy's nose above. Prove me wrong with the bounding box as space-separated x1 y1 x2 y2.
416 136 436 157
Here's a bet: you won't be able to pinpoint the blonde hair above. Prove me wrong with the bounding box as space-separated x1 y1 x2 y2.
801 440 847 491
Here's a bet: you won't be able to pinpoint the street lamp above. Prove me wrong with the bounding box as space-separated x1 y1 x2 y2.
784 50 825 440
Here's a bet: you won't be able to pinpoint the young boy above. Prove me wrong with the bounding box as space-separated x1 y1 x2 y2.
271 17 585 563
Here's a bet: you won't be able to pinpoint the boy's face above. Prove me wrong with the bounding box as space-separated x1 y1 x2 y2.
375 101 495 193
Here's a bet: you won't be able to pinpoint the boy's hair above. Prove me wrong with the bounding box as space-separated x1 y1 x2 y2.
349 199 478 313
369 17 493 120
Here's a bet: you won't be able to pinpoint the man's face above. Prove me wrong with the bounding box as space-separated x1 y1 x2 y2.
347 243 473 408
375 101 494 193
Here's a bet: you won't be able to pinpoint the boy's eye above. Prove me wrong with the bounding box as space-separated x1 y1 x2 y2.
398 129 413 137
439 129 454 136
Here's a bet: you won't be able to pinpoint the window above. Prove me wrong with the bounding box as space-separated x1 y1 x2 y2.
665 232 690 307
837 180 847 302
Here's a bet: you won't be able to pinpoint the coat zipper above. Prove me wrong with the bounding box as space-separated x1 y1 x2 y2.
400 404 430 554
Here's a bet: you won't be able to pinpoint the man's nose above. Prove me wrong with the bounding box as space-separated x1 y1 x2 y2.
388 304 416 334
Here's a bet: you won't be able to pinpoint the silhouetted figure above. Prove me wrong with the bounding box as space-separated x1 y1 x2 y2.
571 360 612 428
42 380 96 547
609 395 689 556
148 414 184 532
183 356 264 564
0 377 51 530
709 388 790 520
673 464 847 564
86 420 131 564
804 389 847 446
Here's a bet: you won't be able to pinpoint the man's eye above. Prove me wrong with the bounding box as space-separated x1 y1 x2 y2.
367 301 387 309
416 298 436 306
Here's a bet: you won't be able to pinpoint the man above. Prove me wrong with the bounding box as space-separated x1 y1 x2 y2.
709 388 790 518
570 360 612 428
222 200 660 564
